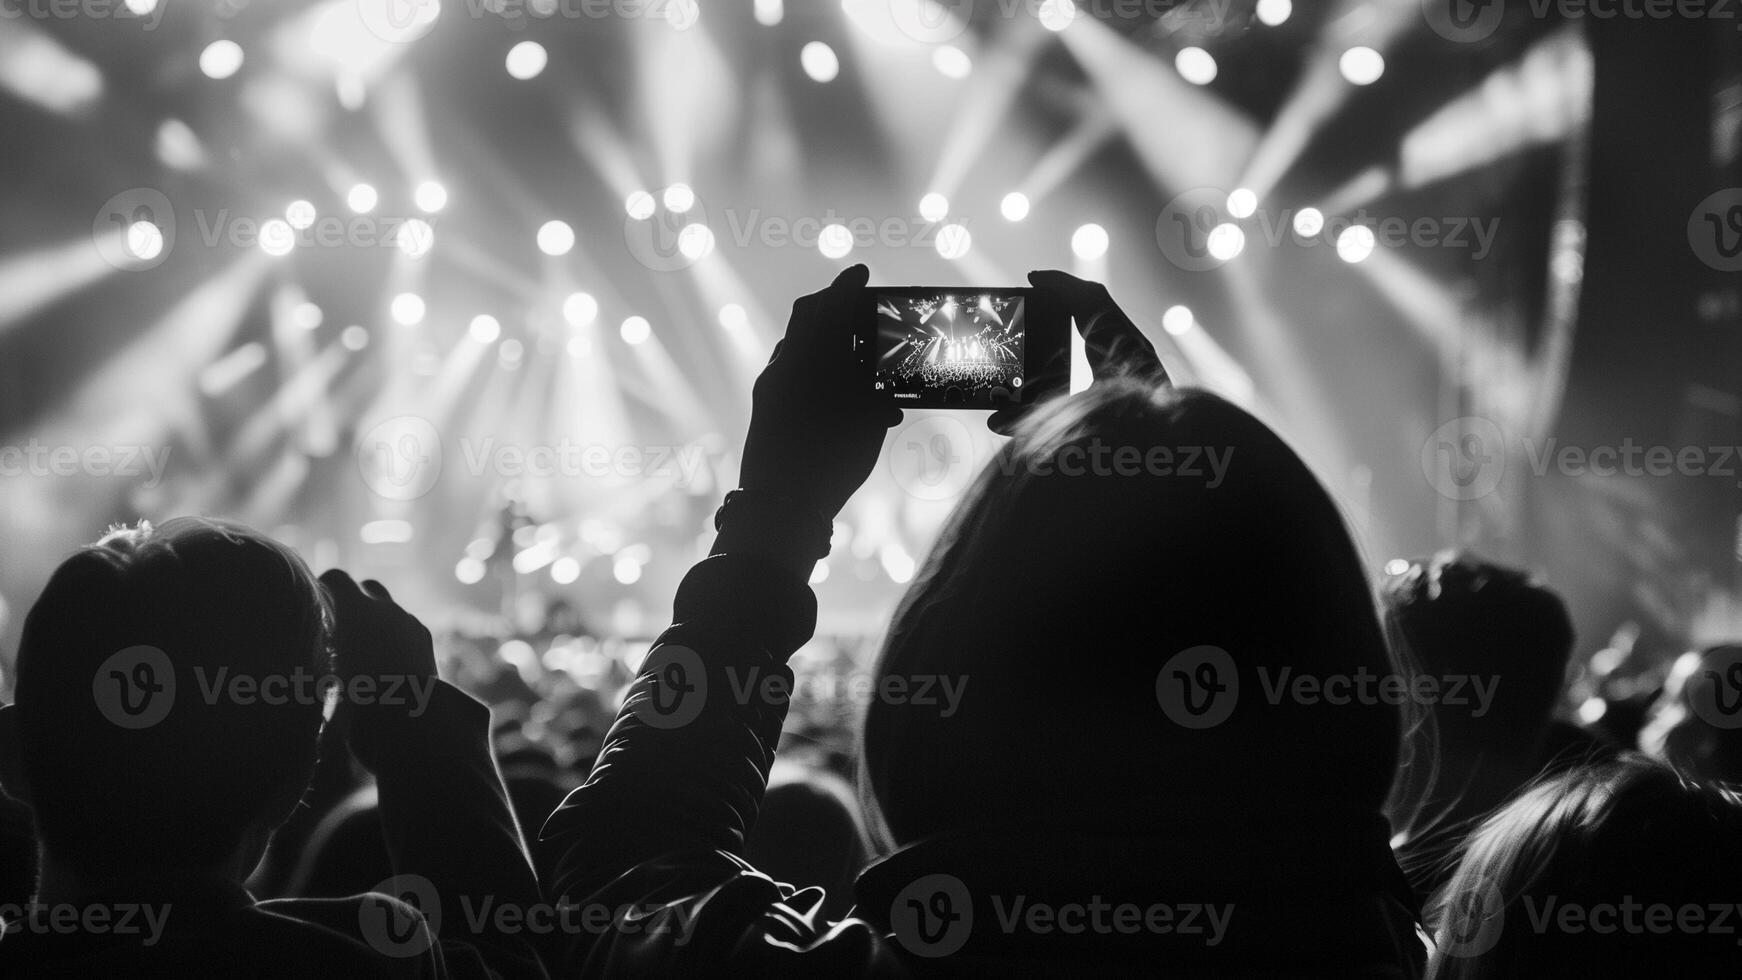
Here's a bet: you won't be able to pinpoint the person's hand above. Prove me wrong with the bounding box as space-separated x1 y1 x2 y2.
738 264 903 519
988 270 1169 435
318 569 436 696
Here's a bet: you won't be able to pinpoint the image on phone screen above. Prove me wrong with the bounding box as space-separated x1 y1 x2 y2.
871 291 1027 407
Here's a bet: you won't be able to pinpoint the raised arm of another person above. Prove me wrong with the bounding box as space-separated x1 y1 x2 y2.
319 570 548 980
535 268 1168 977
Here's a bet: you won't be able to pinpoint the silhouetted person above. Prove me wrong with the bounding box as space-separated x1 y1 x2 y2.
1385 552 1614 896
743 761 869 921
1426 755 1742 978
0 517 545 978
539 268 1426 977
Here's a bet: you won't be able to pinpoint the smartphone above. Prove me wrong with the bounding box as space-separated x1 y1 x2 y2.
856 286 1067 409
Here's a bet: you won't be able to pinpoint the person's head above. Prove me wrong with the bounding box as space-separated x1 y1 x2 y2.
860 380 1404 847
0 518 331 882
1382 552 1573 749
1639 643 1742 784
1427 755 1742 978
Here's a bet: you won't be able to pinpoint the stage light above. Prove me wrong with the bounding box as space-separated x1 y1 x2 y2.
663 183 696 213
1293 207 1324 237
414 180 448 213
200 41 244 80
1384 558 1411 576
919 192 949 222
801 42 839 83
936 223 971 259
1577 696 1607 724
677 223 714 259
469 314 501 344
613 554 644 584
125 221 164 262
754 0 783 26
1339 46 1384 86
1337 225 1376 263
537 220 575 256
626 191 656 220
396 218 435 258
506 41 548 80
933 45 971 79
1175 47 1217 86
719 303 748 330
292 302 324 330
125 0 157 12
1000 192 1030 222
499 338 524 366
818 223 854 259
1162 305 1194 335
563 291 599 327
346 183 378 214
390 292 425 326
1227 188 1257 219
1206 223 1245 261
341 325 369 350
620 316 651 345
1255 0 1291 25
1071 223 1109 260
286 200 316 230
1038 0 1076 31
881 543 916 583
551 556 581 584
259 219 296 257
455 557 486 585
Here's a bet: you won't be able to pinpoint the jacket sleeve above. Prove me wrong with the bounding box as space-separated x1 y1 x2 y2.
536 554 905 978
348 678 550 980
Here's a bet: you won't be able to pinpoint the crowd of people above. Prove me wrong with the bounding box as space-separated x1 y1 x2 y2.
0 267 1737 977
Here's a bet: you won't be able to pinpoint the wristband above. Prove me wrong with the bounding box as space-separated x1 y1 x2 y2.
712 489 832 562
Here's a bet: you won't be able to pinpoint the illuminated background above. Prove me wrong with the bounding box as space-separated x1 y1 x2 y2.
0 0 1737 696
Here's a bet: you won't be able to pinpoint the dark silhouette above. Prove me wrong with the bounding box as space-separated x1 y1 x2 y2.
1426 755 1742 978
1385 552 1616 896
538 268 1426 976
0 517 546 978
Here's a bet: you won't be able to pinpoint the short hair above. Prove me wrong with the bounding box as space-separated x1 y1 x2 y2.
1382 552 1573 738
13 518 331 875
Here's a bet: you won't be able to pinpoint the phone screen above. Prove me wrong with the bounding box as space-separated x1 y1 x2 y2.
870 290 1028 408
